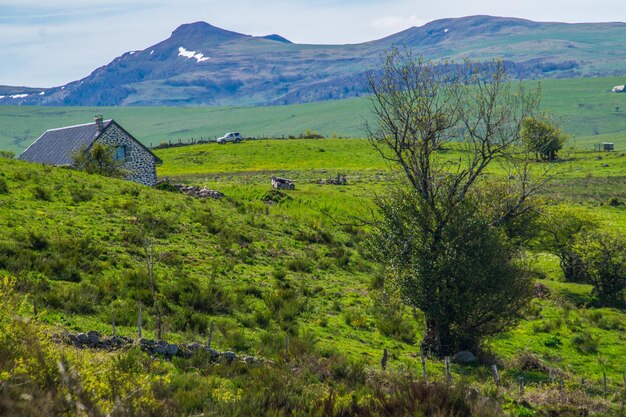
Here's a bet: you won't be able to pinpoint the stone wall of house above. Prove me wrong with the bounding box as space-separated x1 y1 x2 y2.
96 124 158 186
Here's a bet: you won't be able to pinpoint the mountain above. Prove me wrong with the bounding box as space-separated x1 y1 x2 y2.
1 16 625 107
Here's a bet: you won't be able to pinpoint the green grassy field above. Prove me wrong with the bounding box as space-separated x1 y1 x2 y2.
3 44 626 416
1 114 625 414
1 76 626 155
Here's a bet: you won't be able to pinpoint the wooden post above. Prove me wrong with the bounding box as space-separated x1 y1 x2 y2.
137 305 143 340
381 349 388 370
112 310 117 337
519 376 525 395
444 356 452 383
603 372 607 399
285 335 289 357
32 299 37 317
550 369 555 384
420 353 428 381
558 378 564 401
492 364 500 385
207 322 214 348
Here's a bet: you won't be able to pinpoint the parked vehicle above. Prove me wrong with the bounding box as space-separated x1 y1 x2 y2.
217 132 242 144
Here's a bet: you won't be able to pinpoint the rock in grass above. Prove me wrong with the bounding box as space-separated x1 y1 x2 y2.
452 350 477 364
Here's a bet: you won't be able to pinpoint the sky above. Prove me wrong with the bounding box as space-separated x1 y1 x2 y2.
1 0 624 87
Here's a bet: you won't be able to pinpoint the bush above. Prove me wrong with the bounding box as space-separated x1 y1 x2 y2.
606 196 623 206
373 301 416 343
574 231 626 306
298 129 324 139
27 231 49 251
155 182 180 193
167 274 233 315
32 185 52 201
571 330 599 354
0 178 8 194
285 257 313 273
343 307 371 330
0 150 15 159
45 282 100 314
69 186 94 203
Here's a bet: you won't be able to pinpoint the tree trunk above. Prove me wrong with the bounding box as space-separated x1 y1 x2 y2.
421 319 456 357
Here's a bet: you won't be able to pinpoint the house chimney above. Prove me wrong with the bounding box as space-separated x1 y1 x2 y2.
94 115 104 133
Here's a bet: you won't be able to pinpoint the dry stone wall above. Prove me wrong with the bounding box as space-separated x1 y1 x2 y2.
96 124 158 186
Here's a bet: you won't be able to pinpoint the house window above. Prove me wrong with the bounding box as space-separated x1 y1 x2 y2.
114 146 126 161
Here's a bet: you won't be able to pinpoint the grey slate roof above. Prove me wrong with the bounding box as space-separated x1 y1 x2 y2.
19 120 113 165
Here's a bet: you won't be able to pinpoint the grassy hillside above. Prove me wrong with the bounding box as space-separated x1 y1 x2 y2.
1 76 626 155
1 133 625 415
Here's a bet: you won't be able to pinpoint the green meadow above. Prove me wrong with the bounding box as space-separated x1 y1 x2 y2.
2 129 625 414
1 76 626 155
1 75 626 416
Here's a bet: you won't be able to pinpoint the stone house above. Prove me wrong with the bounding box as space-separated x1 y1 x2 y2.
18 116 162 186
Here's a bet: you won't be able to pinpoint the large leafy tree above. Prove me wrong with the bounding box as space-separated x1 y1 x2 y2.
574 231 626 307
366 48 550 355
521 116 566 161
535 206 596 282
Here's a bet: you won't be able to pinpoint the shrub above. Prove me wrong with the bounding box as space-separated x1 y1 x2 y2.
374 302 417 343
167 274 233 315
343 307 371 330
285 257 313 273
155 182 180 193
574 231 626 306
508 350 556 375
543 334 562 347
571 330 599 354
265 283 306 333
69 186 94 203
45 282 100 314
606 196 623 207
32 185 52 201
298 129 324 139
27 231 49 251
0 150 15 159
532 317 562 333
0 178 8 194
261 189 292 204
138 211 178 238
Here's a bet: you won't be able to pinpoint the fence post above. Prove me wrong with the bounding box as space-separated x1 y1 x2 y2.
492 364 500 385
420 353 428 381
518 376 525 395
285 335 289 358
207 322 214 348
603 372 607 399
444 356 452 383
381 349 388 370
32 299 37 317
137 305 143 340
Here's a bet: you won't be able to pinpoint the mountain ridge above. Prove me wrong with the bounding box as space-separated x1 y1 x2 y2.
2 15 625 107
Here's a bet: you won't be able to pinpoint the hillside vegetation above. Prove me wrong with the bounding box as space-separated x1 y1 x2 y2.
2 76 626 155
1 136 625 415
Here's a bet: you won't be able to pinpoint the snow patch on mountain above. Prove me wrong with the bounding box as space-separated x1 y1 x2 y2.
10 94 28 99
178 47 209 63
